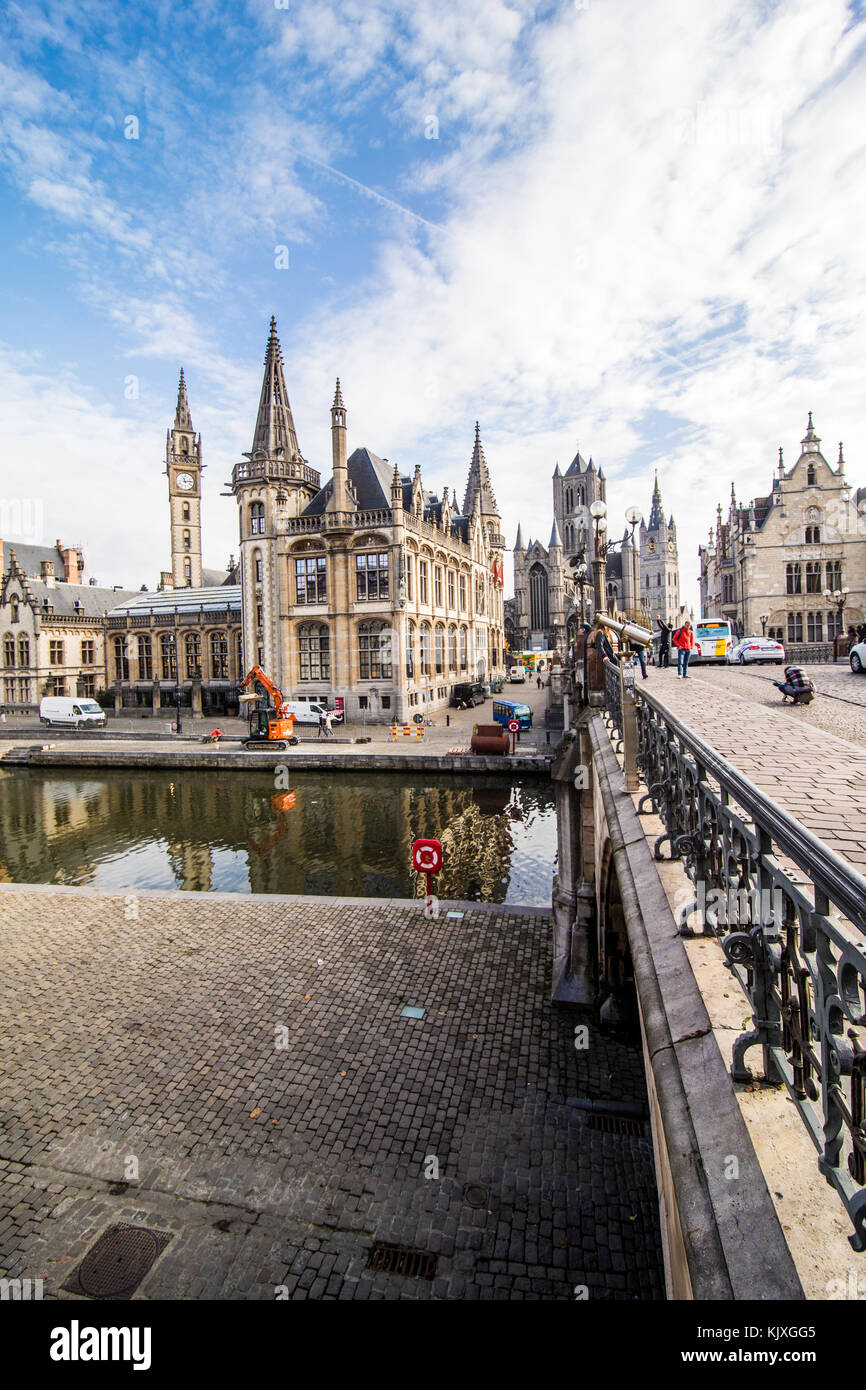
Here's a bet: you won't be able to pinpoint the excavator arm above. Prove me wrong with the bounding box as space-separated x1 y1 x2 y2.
238 664 286 713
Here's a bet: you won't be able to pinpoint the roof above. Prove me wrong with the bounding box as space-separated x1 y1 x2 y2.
248 317 303 461
201 567 236 587
2 540 66 580
27 580 139 617
565 450 588 477
302 447 396 516
462 422 498 516
109 586 242 616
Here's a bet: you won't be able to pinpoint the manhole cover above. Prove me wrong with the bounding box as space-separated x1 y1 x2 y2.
62 1224 173 1300
463 1183 488 1208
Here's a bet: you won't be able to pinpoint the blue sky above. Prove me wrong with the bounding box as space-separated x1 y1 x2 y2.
1 0 865 610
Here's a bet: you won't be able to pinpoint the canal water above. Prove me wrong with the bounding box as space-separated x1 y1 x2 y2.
0 768 556 905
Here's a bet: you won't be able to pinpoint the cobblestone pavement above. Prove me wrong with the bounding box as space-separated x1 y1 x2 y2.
0 889 662 1301
681 662 866 749
641 667 866 873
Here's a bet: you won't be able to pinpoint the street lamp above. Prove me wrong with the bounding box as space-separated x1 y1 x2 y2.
823 586 850 662
589 500 607 613
166 632 182 733
759 612 769 636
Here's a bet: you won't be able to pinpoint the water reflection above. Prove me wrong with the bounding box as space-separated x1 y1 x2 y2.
0 769 556 905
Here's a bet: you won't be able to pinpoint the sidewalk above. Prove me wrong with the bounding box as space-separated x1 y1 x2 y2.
643 669 866 874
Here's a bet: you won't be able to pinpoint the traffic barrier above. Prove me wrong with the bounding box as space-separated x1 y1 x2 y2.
390 724 426 741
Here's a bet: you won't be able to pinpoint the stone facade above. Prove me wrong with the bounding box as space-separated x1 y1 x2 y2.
231 319 506 722
698 414 866 645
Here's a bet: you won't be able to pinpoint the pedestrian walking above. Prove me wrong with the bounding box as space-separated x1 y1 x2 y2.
633 645 649 679
672 618 695 677
656 617 672 668
536 675 542 690
317 711 326 739
323 709 334 738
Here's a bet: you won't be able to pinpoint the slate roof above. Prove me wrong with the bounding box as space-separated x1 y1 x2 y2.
2 540 66 580
27 580 139 617
303 447 396 516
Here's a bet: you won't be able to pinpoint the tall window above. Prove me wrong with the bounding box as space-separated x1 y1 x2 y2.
787 612 803 643
807 612 823 643
3 634 15 667
185 633 201 678
459 627 467 670
161 633 177 679
255 556 263 584
807 464 816 485
81 639 95 665
405 557 414 601
50 640 65 666
182 503 190 521
17 636 29 667
805 525 821 544
786 563 802 595
210 632 228 679
299 623 330 681
405 621 415 678
419 622 431 675
250 502 265 535
447 570 455 608
419 561 429 604
434 624 444 674
827 609 842 640
356 553 389 600
114 636 129 681
475 577 485 614
358 621 392 679
529 563 548 631
296 556 327 604
459 574 466 610
137 635 152 679
184 559 191 582
826 560 842 590
434 567 443 605
10 597 19 624
448 627 457 670
183 530 191 551
805 561 821 594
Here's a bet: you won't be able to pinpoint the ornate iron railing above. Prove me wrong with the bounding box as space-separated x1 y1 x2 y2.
602 657 623 752
600 680 866 1251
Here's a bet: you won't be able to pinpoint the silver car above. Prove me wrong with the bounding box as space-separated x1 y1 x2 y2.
850 641 866 674
728 636 785 665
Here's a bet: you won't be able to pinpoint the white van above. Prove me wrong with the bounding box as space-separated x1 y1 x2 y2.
280 700 344 725
40 697 106 729
509 666 527 683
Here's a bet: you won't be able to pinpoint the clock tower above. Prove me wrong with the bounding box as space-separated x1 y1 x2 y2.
639 470 681 624
165 368 203 589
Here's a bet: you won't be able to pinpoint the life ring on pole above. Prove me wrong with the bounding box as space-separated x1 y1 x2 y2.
412 713 425 725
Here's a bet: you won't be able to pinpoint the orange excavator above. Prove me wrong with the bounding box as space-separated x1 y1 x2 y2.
237 665 299 751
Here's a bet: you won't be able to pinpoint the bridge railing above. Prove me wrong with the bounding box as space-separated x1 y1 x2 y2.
602 657 623 752
599 678 866 1251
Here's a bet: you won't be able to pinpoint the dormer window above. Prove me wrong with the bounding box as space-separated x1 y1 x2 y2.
9 596 19 624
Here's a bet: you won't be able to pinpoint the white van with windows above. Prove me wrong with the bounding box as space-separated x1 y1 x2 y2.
280 701 343 725
509 665 527 683
40 697 106 729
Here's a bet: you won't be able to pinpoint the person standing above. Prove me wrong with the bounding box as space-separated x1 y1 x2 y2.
317 710 326 739
656 617 672 668
673 619 695 677
323 709 334 738
633 645 649 680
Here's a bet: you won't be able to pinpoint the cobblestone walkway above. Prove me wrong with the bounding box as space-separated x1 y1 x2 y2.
644 669 866 874
0 889 662 1301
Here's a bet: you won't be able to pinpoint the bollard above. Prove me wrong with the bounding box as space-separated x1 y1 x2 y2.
446 714 450 727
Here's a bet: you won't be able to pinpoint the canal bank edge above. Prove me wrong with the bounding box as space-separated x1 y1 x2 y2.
587 716 804 1301
0 747 553 774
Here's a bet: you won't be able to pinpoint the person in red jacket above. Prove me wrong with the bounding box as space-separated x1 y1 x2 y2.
672 618 695 677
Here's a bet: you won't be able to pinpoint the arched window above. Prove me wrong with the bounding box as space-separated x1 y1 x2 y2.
419 622 432 676
298 623 330 681
405 621 415 679
183 559 191 581
183 530 191 550
358 621 392 680
805 561 821 594
786 563 802 594
250 501 265 536
181 437 189 454
17 635 29 667
529 563 549 631
805 525 821 544
459 626 468 670
434 624 445 674
182 503 190 521
826 560 842 590
137 634 152 678
9 596 19 625
210 631 228 679
3 633 16 668
185 632 201 677
114 636 129 681
161 633 176 679
448 626 457 670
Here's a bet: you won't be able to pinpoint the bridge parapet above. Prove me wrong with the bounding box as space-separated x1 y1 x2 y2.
615 682 866 1253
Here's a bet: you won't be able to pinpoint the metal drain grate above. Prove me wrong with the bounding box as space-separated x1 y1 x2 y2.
586 1112 645 1137
62 1224 173 1300
367 1243 437 1279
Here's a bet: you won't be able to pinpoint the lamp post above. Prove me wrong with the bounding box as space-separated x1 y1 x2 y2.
824 586 850 662
759 612 769 636
166 632 182 734
589 500 607 614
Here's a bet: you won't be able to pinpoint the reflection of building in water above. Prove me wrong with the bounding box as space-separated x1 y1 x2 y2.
166 840 214 892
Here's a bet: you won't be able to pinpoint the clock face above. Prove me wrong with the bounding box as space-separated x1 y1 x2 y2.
648 540 656 553
176 472 195 491
668 540 675 552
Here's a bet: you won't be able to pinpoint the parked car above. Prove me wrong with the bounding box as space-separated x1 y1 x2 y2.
279 701 343 724
850 641 866 674
39 696 106 729
728 637 785 665
450 681 487 708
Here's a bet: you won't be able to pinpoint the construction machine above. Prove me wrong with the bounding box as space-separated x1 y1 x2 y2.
237 665 299 751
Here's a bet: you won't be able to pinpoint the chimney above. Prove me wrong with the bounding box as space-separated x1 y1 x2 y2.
41 559 56 587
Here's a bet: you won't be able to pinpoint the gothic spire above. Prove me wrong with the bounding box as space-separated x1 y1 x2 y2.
801 410 821 454
514 522 525 550
462 421 499 517
174 368 193 432
549 518 562 549
332 378 345 410
250 316 302 459
647 470 664 530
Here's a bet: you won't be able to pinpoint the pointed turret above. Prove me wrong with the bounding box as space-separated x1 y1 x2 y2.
463 421 499 517
553 462 562 478
648 471 665 530
174 368 193 432
514 523 525 551
778 446 784 474
549 519 562 550
250 317 303 460
801 410 821 454
327 377 352 513
838 442 845 472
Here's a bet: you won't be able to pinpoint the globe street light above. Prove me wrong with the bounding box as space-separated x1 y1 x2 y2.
165 632 182 734
759 612 769 636
824 586 850 662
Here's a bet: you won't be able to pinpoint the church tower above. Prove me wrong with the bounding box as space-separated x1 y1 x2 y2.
165 369 203 589
640 471 681 624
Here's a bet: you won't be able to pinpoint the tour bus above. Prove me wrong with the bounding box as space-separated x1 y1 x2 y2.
39 697 106 729
690 619 735 664
492 698 533 731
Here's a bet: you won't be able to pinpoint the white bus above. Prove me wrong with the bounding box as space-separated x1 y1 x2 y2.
690 619 735 664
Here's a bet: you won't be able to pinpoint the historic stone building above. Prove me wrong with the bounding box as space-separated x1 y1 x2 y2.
698 414 866 647
230 318 506 722
0 545 137 710
512 454 680 650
